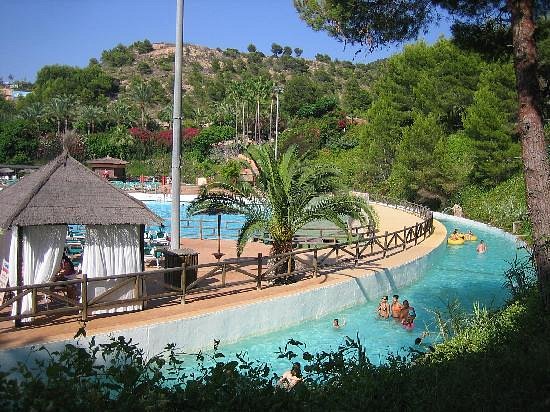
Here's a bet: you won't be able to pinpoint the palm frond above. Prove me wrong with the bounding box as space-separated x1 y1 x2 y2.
236 218 268 257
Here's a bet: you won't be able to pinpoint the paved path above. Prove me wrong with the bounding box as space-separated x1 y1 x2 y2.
0 204 447 350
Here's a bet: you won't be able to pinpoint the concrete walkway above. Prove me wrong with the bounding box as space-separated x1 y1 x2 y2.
0 204 447 350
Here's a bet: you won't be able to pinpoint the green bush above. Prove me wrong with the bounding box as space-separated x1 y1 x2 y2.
101 44 135 67
0 119 38 164
2 286 548 411
192 125 233 161
459 174 529 234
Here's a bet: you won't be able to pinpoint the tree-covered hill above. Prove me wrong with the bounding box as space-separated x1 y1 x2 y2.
1 34 548 235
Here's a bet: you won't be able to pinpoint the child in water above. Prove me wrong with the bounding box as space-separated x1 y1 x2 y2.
333 318 346 328
377 296 390 318
400 300 416 329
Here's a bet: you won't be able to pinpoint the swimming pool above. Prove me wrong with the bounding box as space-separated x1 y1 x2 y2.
182 216 527 371
144 201 245 240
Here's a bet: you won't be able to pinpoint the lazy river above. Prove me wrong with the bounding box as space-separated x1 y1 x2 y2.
178 216 527 372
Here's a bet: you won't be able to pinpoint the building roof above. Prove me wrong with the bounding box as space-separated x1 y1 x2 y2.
0 151 162 230
87 156 129 166
0 168 14 174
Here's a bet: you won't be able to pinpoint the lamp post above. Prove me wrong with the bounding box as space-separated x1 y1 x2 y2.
170 0 184 251
273 86 283 160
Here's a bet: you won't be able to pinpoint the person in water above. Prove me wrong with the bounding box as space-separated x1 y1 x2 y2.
450 228 461 240
377 296 390 318
277 362 302 390
476 240 487 253
400 299 416 327
391 295 403 319
333 318 346 328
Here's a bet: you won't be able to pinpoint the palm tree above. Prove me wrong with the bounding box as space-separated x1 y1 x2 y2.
188 145 377 261
109 100 136 127
48 96 74 135
20 102 46 132
128 80 155 128
252 77 273 142
78 105 104 134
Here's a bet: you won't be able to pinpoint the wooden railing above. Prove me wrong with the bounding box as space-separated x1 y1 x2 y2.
0 198 434 325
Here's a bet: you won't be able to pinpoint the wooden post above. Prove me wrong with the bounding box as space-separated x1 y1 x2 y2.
134 274 142 308
313 249 318 277
31 287 37 315
415 223 419 245
221 263 227 287
256 253 262 290
81 273 88 322
403 226 407 250
355 237 360 264
180 262 187 304
383 231 388 258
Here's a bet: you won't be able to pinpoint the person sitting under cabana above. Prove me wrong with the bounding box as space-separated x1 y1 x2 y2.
51 253 79 300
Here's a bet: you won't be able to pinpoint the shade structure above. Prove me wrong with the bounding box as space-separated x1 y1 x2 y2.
0 151 163 324
0 151 162 231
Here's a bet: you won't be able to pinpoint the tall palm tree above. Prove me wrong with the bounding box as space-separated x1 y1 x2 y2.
48 96 73 135
252 77 273 142
128 80 155 128
188 145 377 259
78 105 104 134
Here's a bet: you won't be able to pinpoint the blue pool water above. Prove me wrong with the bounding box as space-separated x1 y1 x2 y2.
144 201 245 240
181 217 527 371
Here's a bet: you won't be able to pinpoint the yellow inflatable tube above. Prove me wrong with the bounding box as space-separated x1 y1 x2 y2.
447 237 465 245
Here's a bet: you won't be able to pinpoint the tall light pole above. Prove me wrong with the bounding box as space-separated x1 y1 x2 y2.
170 0 184 250
274 86 283 160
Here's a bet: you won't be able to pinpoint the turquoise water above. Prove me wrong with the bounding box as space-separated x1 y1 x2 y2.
182 218 527 372
144 201 245 240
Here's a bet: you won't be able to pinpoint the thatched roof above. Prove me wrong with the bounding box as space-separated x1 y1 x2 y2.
87 156 128 166
0 151 163 230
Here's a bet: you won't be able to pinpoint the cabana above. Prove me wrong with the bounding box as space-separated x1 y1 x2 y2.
0 151 162 324
87 156 128 180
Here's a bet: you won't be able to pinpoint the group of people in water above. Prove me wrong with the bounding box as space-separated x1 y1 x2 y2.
377 294 416 329
449 228 487 253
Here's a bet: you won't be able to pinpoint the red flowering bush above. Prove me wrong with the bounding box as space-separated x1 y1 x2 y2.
129 128 153 143
183 127 200 141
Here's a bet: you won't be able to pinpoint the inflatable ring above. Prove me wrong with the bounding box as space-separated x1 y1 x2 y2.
447 237 465 245
463 234 478 241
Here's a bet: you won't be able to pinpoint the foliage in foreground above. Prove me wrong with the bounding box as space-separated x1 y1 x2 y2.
1 280 549 411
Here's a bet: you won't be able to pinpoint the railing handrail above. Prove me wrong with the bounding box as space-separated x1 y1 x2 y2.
1 195 435 324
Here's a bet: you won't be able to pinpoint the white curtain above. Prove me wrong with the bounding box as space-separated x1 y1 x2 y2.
10 225 66 320
82 224 143 314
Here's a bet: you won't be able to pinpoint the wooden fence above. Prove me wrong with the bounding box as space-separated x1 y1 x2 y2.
0 198 434 325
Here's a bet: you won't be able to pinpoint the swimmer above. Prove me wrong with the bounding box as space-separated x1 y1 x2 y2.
450 228 461 240
277 362 302 390
476 240 487 253
391 295 403 319
400 300 416 328
333 318 346 328
377 295 390 319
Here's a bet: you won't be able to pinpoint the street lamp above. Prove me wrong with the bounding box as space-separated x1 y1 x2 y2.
273 85 283 160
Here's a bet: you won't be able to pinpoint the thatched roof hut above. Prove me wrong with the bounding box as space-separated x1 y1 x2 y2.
0 151 163 324
0 152 161 230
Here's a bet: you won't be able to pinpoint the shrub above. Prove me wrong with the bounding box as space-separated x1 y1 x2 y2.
101 44 134 67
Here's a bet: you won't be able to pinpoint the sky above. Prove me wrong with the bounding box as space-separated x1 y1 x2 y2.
0 0 452 82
